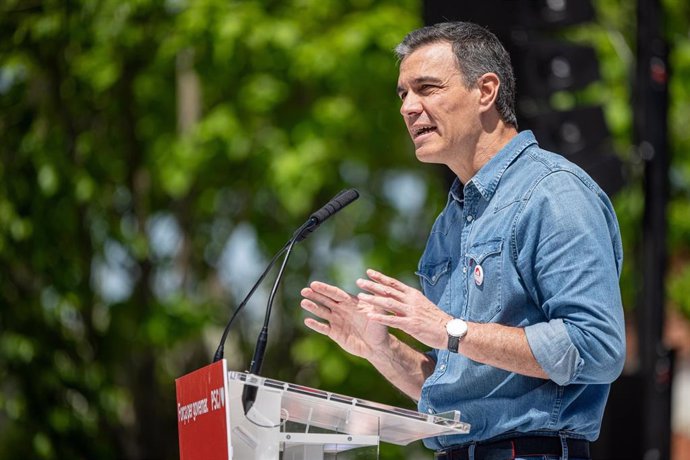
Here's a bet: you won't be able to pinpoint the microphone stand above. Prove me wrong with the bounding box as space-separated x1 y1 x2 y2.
210 189 358 414
212 217 318 364
241 235 299 414
212 243 289 363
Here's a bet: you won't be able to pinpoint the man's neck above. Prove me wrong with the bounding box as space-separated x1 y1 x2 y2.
451 124 518 184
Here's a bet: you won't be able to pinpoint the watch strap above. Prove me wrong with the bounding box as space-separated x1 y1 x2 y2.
448 334 460 353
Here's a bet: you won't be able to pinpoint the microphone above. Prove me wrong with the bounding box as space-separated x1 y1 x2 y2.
241 188 360 414
292 188 360 242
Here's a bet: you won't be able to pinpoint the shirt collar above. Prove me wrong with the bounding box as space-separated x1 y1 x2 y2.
449 177 464 203
466 130 538 202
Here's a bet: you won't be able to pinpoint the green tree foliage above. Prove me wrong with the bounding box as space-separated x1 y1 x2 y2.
0 0 442 458
1 0 689 459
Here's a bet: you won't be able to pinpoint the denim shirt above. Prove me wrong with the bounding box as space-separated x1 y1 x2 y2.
416 131 625 449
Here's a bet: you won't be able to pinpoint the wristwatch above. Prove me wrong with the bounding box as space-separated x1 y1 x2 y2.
446 318 468 353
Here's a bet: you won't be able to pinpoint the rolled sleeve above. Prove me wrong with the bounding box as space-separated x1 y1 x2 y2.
525 318 583 385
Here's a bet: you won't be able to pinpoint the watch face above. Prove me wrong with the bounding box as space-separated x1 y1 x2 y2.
446 319 467 337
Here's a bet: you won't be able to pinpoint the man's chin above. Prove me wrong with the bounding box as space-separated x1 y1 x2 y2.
413 145 441 164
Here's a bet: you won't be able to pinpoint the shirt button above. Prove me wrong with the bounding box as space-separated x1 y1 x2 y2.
462 267 467 274
466 215 473 222
439 364 446 371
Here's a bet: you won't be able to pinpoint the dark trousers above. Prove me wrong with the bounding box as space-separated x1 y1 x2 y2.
434 436 591 460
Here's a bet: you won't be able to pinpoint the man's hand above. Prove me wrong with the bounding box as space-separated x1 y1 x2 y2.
300 277 437 400
356 268 452 350
300 281 390 360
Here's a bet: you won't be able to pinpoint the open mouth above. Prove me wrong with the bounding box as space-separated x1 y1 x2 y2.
413 126 437 139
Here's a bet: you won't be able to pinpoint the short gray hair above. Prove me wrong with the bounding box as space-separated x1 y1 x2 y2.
395 21 517 128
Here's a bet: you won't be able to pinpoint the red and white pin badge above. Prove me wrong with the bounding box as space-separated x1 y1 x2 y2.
474 264 484 286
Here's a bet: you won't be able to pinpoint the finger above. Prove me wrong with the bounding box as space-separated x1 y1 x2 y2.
300 299 332 319
356 278 405 300
367 312 405 328
304 317 330 336
308 281 352 303
301 287 345 311
357 292 406 315
365 269 411 293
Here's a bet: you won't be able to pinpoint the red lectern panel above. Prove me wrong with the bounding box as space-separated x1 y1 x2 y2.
176 360 231 460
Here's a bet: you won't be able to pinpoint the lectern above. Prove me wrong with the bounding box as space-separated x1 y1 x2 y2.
176 360 470 459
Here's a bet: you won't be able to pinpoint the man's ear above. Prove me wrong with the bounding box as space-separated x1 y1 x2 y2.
477 73 500 113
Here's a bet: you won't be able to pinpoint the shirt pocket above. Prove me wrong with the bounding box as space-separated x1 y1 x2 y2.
465 239 503 323
416 258 451 305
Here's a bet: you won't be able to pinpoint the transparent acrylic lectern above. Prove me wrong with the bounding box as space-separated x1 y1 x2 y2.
226 371 470 460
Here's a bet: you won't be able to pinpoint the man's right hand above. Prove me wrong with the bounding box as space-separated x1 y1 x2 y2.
300 281 390 360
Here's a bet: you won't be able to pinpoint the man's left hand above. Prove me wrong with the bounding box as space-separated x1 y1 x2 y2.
356 268 452 350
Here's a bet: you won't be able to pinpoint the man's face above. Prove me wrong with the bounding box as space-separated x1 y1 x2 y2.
397 41 481 166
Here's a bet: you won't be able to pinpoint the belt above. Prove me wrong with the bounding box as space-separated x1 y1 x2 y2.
435 436 590 460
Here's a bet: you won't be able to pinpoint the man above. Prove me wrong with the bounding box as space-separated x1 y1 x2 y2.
300 21 625 460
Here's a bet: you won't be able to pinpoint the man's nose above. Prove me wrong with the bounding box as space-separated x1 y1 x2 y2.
400 93 422 117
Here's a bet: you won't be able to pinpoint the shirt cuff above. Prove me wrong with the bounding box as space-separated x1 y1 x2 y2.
525 319 583 385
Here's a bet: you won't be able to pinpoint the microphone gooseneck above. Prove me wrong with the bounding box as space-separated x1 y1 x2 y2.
212 243 289 363
241 237 297 414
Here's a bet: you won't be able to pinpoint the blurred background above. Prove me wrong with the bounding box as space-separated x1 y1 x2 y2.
1 0 689 458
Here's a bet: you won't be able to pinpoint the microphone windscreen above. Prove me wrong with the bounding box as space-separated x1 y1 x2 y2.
310 189 359 224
